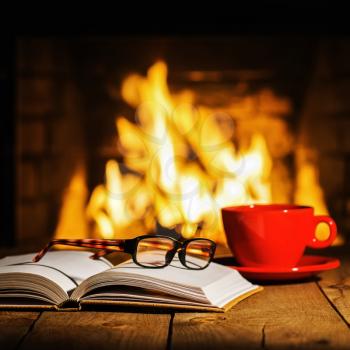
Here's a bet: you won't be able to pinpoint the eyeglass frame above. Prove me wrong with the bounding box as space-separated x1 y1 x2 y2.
32 234 217 270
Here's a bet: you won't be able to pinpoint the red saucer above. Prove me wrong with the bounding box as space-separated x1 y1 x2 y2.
214 255 340 281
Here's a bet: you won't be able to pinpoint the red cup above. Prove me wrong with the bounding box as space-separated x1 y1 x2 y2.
221 204 337 268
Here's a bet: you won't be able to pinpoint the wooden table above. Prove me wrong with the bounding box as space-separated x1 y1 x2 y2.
1 246 350 350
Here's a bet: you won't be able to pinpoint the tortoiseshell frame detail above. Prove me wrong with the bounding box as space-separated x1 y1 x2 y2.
32 235 216 270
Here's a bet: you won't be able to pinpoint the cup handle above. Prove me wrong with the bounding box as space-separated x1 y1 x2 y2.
308 216 337 249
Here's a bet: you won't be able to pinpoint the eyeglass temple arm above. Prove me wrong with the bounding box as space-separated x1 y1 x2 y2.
89 249 116 260
32 239 126 262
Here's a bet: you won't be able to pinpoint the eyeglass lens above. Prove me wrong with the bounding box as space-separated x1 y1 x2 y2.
184 239 213 269
136 237 176 267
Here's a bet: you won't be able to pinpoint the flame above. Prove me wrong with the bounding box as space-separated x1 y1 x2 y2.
55 60 335 246
54 164 88 239
295 148 344 245
86 160 152 239
84 61 277 244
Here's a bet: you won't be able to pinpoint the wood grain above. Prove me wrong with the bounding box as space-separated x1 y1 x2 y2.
0 311 40 350
171 282 350 349
20 311 171 350
318 258 350 326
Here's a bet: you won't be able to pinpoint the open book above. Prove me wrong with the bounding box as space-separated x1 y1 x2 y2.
0 251 262 312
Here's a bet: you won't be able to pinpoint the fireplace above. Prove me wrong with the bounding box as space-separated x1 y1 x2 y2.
11 36 350 247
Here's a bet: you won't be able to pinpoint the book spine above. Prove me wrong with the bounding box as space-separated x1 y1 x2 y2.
57 298 81 311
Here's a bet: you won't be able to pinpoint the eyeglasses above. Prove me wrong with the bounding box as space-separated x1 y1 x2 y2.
33 235 216 270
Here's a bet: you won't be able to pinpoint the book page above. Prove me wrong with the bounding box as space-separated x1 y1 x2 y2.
0 265 77 297
74 255 259 307
0 251 112 293
81 287 218 308
109 256 244 289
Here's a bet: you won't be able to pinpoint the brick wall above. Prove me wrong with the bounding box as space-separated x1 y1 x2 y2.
299 39 350 237
16 39 84 244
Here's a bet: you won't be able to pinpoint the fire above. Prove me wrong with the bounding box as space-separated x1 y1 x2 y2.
295 148 344 244
54 60 337 245
54 163 88 240
85 61 275 244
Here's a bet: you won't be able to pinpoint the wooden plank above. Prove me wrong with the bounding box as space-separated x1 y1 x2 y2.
20 311 171 350
0 311 40 350
318 257 350 326
172 282 350 349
